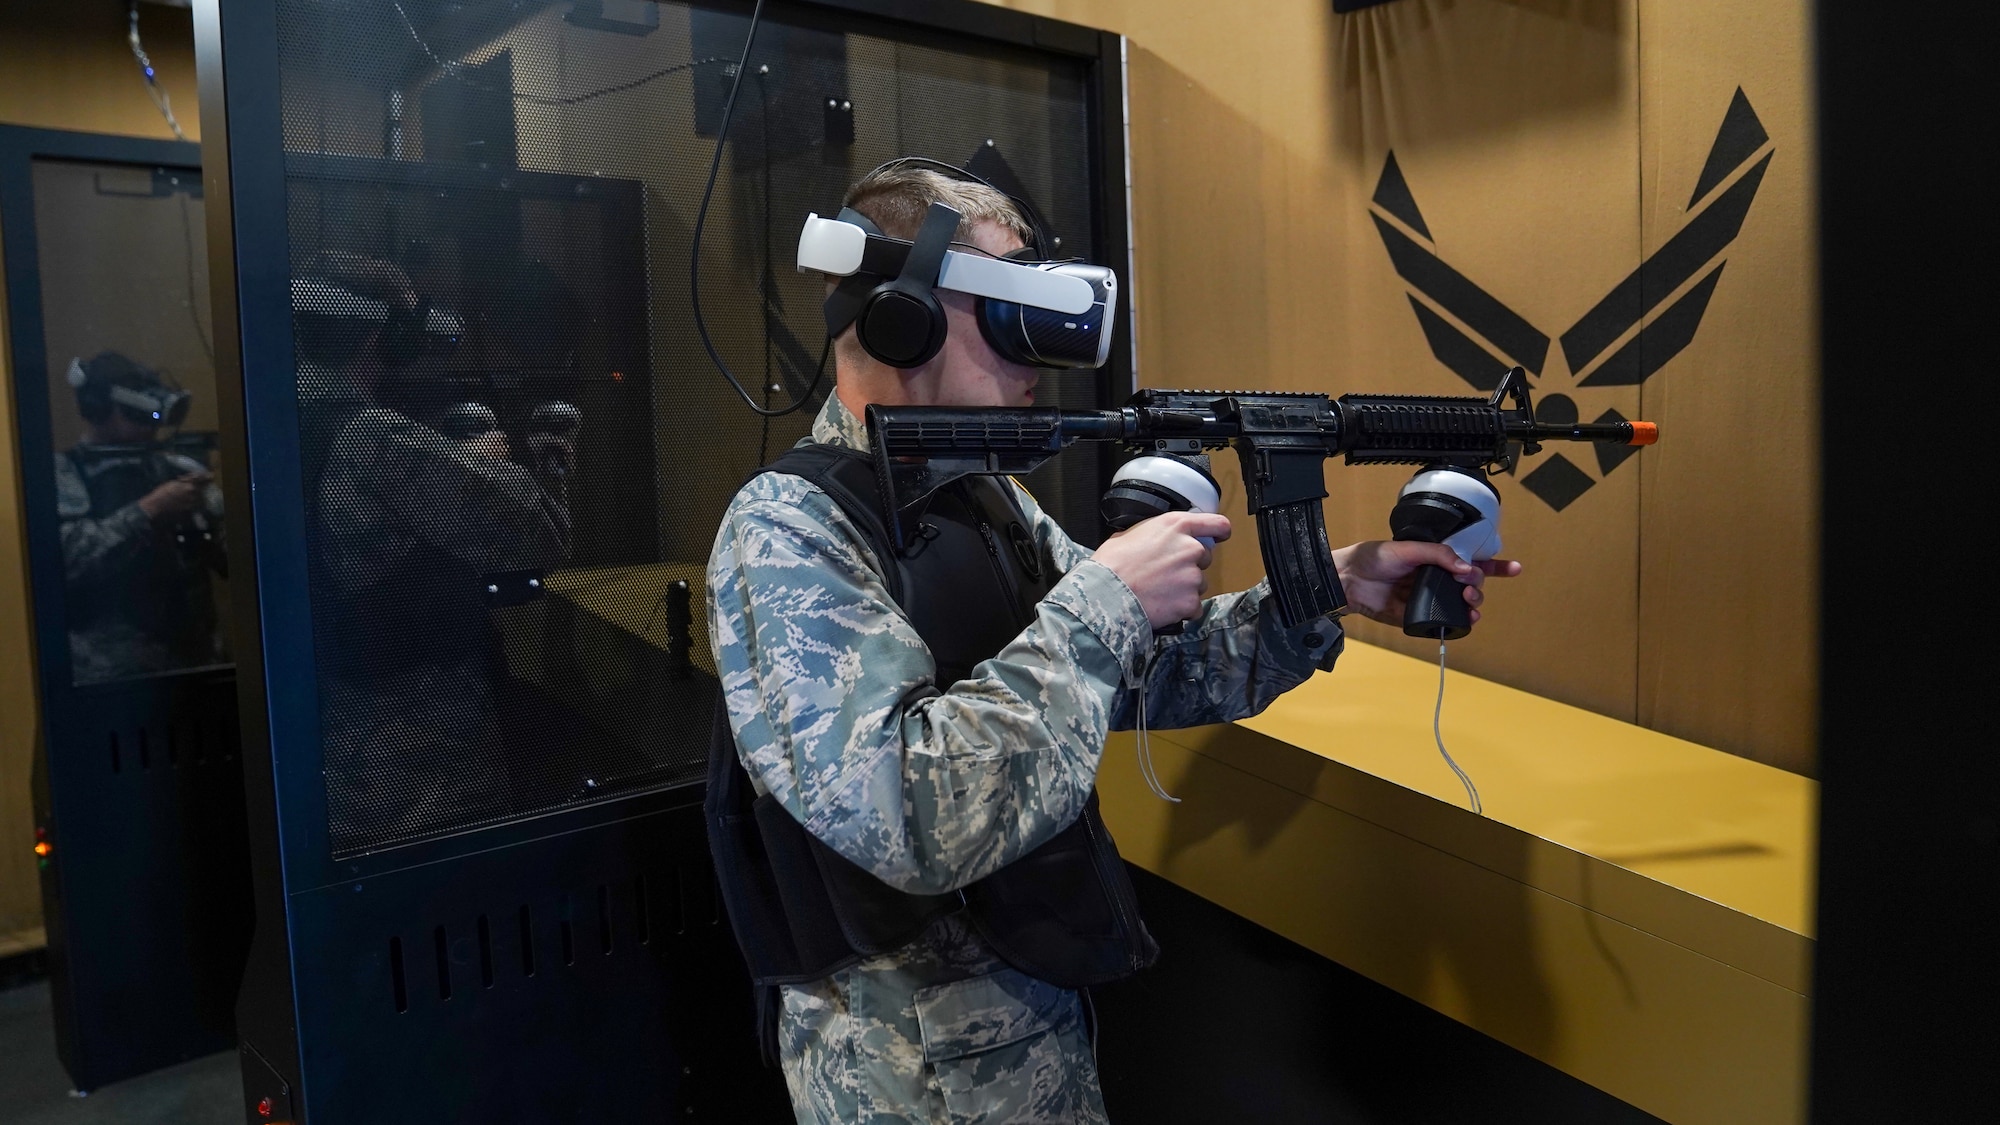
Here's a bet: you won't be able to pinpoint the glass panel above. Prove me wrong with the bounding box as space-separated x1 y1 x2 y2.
30 158 230 687
274 0 1100 857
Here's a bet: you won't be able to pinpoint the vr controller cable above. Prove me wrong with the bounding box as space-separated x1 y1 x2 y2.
756 66 781 464
128 2 189 142
689 0 830 418
1132 651 1180 804
1433 630 1483 816
178 192 214 363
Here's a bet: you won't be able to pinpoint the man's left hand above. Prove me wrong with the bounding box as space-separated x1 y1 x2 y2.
1330 541 1522 627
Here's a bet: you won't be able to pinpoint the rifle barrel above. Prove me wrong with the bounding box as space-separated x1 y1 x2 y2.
1510 419 1659 446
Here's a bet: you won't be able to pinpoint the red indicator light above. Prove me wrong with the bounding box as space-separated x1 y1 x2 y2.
257 1096 274 1117
610 370 624 382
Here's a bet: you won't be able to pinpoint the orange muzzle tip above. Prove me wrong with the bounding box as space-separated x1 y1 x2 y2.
1628 421 1659 446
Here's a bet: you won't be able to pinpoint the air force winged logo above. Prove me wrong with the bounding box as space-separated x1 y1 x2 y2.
1371 88 1772 510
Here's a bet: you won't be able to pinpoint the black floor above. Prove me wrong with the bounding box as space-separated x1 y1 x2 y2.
0 980 240 1124
1093 867 1668 1125
0 869 1666 1124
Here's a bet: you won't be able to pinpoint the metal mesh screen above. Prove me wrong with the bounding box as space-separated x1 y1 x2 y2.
273 0 1107 857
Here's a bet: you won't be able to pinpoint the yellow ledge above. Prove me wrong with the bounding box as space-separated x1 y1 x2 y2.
1097 641 1815 1125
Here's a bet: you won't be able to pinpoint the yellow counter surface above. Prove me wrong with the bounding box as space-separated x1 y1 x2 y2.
1097 641 1815 1125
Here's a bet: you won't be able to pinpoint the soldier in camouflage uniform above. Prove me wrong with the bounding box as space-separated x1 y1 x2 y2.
56 352 228 685
708 167 1514 1123
294 255 574 855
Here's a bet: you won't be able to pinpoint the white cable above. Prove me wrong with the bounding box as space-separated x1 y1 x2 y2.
1434 635 1482 815
128 3 189 142
1133 653 1179 803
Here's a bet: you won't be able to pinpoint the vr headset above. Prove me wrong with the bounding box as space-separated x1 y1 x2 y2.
67 356 191 427
798 201 1118 371
290 277 464 369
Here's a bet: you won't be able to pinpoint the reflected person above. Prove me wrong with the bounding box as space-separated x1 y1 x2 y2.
55 352 227 685
293 254 575 854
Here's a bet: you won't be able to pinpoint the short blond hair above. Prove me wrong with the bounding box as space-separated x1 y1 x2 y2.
842 164 1033 247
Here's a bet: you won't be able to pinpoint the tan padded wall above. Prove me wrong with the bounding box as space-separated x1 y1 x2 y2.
0 1 203 946
983 0 1817 774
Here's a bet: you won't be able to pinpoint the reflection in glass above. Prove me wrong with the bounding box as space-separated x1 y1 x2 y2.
276 0 1094 857
294 253 578 854
31 159 229 685
56 353 228 684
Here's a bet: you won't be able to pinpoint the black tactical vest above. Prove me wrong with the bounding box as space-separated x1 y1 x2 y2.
62 446 218 645
706 444 1157 1015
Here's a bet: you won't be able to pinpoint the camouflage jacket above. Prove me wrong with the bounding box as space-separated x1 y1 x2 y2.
55 445 228 684
301 362 572 855
302 362 572 603
707 392 1341 1123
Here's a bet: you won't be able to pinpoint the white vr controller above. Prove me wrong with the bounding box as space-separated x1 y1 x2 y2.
1108 455 1222 549
1398 467 1502 564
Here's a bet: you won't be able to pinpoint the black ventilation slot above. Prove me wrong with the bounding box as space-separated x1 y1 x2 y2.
433 926 452 1000
518 905 536 977
682 862 698 931
634 875 651 945
389 937 408 1013
109 732 121 774
477 915 495 988
665 860 685 936
210 713 235 763
137 728 150 770
597 885 614 956
560 916 575 967
165 726 179 767
192 720 208 765
678 857 717 930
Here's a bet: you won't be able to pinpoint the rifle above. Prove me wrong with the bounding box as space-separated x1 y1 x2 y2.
65 430 219 466
65 431 227 576
865 368 1656 637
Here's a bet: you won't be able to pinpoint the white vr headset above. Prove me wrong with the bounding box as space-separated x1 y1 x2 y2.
289 278 464 337
797 205 1117 370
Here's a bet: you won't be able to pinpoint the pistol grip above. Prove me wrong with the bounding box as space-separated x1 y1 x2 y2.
1402 564 1472 641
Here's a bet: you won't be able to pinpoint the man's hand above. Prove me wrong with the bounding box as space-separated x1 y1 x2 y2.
524 433 577 480
460 430 511 462
1093 512 1233 631
1330 540 1522 627
137 472 211 522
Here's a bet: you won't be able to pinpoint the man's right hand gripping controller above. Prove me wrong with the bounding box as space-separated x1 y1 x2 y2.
1092 511 1232 632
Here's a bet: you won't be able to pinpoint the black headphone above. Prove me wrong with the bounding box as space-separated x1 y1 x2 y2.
374 298 439 370
833 202 959 369
826 157 1057 370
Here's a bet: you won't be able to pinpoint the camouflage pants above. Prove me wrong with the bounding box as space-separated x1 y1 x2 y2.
780 961 1110 1124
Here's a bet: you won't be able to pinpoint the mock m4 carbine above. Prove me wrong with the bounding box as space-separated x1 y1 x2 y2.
865 367 1656 634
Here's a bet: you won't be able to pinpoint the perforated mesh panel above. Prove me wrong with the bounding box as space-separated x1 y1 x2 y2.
274 0 1109 857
